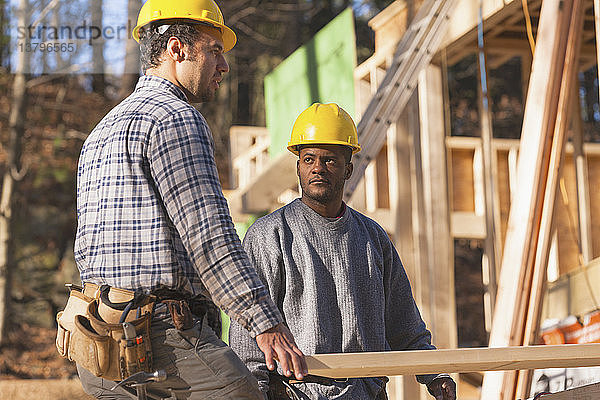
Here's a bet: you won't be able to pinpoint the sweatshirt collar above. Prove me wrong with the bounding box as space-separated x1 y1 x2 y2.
294 199 350 230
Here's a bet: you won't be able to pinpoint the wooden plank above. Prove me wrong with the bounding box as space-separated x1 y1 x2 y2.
516 2 585 396
496 149 512 248
443 0 518 50
389 108 416 282
540 382 600 399
482 0 573 397
403 93 429 400
305 344 600 379
451 212 486 239
477 45 501 324
386 113 417 400
417 64 457 351
376 145 390 209
365 162 378 212
572 82 593 265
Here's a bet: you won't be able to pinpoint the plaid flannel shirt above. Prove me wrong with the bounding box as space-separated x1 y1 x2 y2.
75 75 282 336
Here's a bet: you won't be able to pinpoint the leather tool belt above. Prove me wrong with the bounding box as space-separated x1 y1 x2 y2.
55 283 156 381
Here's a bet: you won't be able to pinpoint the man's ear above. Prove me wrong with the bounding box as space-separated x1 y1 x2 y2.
345 162 353 180
166 37 186 62
296 160 300 177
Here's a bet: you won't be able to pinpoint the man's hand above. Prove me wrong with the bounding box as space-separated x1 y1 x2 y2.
255 323 307 380
427 376 456 400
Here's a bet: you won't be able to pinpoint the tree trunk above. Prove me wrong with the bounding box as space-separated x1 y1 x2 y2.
91 0 105 94
0 0 6 66
0 0 29 346
119 0 141 99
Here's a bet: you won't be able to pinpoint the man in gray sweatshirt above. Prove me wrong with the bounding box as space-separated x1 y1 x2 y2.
229 103 456 400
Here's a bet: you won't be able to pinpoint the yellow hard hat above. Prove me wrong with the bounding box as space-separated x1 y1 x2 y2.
288 103 361 155
132 0 237 52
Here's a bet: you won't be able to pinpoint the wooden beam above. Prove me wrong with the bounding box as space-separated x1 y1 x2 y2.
417 64 457 351
482 0 574 398
572 85 593 265
305 344 600 379
387 100 418 400
451 212 486 238
404 92 430 400
443 0 520 51
446 39 596 69
516 2 585 397
477 40 501 327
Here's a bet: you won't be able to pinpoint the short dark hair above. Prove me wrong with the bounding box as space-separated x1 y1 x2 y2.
342 147 352 164
139 23 202 72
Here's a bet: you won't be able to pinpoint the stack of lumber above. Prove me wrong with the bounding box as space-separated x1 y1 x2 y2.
481 0 587 398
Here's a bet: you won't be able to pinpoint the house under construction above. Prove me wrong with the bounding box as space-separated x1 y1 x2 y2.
225 0 600 398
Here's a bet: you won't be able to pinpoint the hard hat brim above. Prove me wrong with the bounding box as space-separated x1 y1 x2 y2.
287 141 361 156
132 18 237 52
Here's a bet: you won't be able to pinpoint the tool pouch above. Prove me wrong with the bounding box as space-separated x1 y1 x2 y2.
69 300 153 381
56 284 154 381
56 288 94 358
70 313 118 379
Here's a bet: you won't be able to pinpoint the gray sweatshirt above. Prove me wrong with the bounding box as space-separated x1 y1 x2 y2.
229 199 440 399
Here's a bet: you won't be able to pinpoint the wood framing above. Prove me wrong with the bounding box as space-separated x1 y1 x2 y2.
305 343 600 379
417 65 457 351
543 257 600 320
477 40 501 323
387 97 427 400
226 3 600 398
516 4 585 396
239 153 297 214
572 83 594 265
482 0 574 398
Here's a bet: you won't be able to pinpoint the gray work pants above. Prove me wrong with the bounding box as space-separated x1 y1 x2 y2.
77 303 264 400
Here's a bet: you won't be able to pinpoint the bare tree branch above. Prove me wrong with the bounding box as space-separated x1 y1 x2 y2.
234 20 280 47
30 0 59 29
10 164 28 181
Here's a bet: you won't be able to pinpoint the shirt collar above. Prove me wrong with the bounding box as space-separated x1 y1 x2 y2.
135 75 189 102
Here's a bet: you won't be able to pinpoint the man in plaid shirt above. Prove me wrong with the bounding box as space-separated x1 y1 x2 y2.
75 1 306 398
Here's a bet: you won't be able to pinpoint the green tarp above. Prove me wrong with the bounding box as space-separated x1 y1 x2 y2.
265 8 357 157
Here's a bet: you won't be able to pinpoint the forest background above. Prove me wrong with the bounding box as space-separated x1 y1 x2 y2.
0 0 401 380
